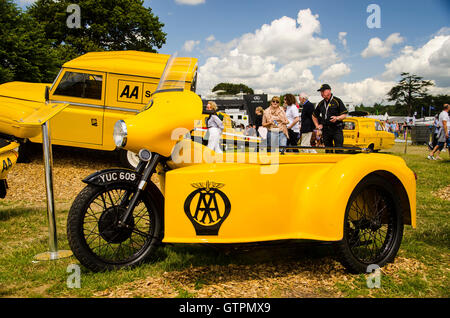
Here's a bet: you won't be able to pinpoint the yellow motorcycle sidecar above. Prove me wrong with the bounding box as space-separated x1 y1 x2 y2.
0 139 19 198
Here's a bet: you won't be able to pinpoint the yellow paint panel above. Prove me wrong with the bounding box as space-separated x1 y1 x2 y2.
162 152 416 243
0 148 18 179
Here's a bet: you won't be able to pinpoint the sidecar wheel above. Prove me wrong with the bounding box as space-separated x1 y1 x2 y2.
335 175 404 274
67 183 162 272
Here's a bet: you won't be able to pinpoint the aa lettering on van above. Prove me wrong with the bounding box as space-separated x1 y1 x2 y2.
117 80 143 103
117 80 153 104
120 85 139 99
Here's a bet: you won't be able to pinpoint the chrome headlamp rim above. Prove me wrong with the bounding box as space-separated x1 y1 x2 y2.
113 120 128 148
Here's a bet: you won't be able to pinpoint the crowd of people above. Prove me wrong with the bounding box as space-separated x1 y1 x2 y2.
251 84 348 152
205 87 449 159
206 84 348 153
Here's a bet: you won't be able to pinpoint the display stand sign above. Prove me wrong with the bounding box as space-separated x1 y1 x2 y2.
15 88 73 261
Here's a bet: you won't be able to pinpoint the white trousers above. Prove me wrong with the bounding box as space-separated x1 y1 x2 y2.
207 127 223 153
301 132 317 153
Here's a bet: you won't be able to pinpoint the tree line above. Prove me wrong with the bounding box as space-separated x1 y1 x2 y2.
0 0 166 84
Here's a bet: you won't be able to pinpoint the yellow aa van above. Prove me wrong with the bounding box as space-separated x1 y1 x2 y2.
0 51 198 167
343 117 395 151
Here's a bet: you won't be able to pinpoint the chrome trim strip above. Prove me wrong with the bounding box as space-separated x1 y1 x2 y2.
50 100 103 109
50 100 139 113
105 106 139 113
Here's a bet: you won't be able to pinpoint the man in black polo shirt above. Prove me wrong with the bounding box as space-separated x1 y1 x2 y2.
312 84 348 153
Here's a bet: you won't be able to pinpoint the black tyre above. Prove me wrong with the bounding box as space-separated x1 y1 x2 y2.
335 175 404 273
67 183 162 272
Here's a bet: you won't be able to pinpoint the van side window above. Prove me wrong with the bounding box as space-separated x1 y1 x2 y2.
54 72 103 100
375 122 384 131
344 121 356 130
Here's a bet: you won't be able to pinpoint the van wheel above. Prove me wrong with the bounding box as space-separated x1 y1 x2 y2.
335 175 404 273
119 149 139 169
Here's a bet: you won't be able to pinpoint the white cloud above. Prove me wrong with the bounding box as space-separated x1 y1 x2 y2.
197 10 449 106
182 40 200 52
319 63 351 80
206 9 338 67
383 35 450 86
199 9 340 95
336 79 395 105
339 32 347 48
198 50 319 95
205 35 215 42
198 9 394 104
361 33 405 58
175 0 205 5
436 27 450 36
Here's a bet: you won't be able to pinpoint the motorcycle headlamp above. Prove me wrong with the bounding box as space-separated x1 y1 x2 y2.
113 120 128 148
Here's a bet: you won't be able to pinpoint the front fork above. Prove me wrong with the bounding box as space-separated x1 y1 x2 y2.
118 153 161 227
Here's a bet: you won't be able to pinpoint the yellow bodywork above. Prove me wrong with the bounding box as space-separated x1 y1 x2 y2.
120 90 416 244
0 82 71 139
343 117 395 151
0 51 198 151
0 141 19 180
124 90 203 157
161 145 416 243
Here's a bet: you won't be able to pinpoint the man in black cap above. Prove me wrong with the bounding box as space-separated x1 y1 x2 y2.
312 84 348 153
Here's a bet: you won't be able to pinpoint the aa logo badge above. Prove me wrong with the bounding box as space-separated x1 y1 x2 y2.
184 181 231 236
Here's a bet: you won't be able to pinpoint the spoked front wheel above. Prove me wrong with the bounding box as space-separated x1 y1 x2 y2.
336 175 404 273
67 183 162 272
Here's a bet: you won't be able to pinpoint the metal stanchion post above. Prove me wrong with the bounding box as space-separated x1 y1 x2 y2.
404 126 408 154
34 120 72 261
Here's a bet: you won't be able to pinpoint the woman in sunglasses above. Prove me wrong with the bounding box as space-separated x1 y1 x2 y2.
262 96 289 151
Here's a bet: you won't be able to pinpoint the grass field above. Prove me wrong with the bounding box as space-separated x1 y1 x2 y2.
0 143 448 298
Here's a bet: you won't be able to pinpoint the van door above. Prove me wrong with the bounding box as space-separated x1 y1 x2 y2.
374 121 385 149
49 69 106 146
343 120 358 146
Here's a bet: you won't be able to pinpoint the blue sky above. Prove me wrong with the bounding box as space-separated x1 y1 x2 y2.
15 0 450 105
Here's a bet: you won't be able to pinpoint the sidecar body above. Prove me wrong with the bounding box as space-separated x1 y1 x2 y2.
161 147 415 243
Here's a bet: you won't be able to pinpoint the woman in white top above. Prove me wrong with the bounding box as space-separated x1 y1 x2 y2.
284 94 300 151
206 101 224 153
